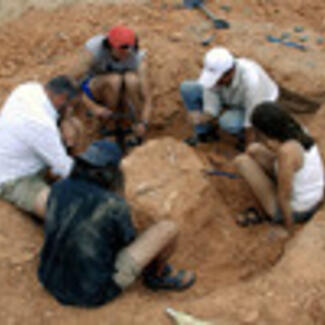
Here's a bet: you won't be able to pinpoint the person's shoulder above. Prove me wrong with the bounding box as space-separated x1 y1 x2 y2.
13 81 43 95
279 140 304 167
85 34 106 52
236 58 262 87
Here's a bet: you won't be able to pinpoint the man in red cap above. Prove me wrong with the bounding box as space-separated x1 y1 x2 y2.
71 25 152 144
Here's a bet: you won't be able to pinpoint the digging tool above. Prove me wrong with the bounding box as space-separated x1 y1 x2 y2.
184 0 230 29
266 35 307 51
98 102 143 153
202 168 239 179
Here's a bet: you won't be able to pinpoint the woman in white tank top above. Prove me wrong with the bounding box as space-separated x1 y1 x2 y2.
234 101 324 232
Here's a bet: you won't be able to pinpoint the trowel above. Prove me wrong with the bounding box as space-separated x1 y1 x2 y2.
183 0 230 29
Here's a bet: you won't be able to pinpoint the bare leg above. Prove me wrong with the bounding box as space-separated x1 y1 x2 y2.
125 220 178 271
60 116 84 154
246 142 276 176
32 187 50 221
124 72 144 119
123 220 194 288
90 73 123 109
234 153 277 216
189 111 213 126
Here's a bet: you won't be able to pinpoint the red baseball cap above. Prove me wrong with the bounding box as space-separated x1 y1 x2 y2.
107 25 136 49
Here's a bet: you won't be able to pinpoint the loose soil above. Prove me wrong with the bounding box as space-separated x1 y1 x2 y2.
0 1 324 324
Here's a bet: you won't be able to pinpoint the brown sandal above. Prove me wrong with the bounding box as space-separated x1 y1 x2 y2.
236 207 265 227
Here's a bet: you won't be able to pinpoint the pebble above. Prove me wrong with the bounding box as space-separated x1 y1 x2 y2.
299 35 309 42
220 5 232 12
56 32 69 42
201 34 215 46
316 36 324 44
280 32 291 40
169 32 183 42
294 26 304 33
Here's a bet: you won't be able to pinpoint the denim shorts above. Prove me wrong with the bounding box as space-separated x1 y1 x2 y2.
273 205 318 224
81 78 98 103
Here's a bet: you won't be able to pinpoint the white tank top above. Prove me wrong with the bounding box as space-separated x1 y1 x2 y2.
291 145 324 212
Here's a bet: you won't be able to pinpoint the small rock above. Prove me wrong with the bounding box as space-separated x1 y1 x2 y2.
201 34 215 46
299 35 309 42
294 25 304 33
280 32 291 40
169 32 183 42
316 36 324 44
56 32 69 41
220 5 231 12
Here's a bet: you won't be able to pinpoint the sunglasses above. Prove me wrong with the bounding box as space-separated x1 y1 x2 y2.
119 44 132 50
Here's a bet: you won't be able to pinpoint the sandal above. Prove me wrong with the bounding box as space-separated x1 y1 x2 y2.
143 266 196 291
236 207 265 227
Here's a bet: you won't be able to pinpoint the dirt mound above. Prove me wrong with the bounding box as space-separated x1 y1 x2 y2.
122 137 219 233
0 0 325 324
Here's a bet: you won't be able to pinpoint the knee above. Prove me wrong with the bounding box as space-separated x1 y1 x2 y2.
179 80 201 97
61 117 84 148
219 114 243 135
246 142 263 157
124 72 140 90
104 73 123 90
233 153 251 171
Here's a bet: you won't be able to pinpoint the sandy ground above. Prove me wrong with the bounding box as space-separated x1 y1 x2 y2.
0 1 324 324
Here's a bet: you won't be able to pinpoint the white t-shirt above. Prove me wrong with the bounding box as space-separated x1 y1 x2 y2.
203 58 279 127
0 82 74 186
290 145 324 212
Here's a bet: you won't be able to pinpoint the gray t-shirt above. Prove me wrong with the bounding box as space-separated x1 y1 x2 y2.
84 34 146 76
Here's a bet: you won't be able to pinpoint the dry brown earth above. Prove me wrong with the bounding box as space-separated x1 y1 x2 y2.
0 1 325 324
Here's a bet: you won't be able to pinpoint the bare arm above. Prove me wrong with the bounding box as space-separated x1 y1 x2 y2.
82 93 112 119
245 127 255 148
277 141 303 232
138 59 152 123
69 48 94 82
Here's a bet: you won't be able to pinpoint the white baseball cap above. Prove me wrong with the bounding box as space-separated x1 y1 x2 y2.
198 47 235 89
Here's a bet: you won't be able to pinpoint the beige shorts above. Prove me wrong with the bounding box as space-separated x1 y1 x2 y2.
0 173 49 213
113 249 142 290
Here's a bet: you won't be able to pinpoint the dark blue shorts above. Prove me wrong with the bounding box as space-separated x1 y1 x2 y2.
273 205 318 224
81 78 97 103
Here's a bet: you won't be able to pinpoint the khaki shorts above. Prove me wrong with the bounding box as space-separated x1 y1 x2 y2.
0 173 49 213
113 249 142 290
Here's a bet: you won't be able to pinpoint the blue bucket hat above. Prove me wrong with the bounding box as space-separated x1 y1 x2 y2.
77 140 122 167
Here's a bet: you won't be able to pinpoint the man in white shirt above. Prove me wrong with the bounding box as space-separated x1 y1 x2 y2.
0 75 80 220
180 47 279 149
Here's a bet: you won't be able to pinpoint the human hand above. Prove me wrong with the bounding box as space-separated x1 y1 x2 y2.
95 107 113 120
133 121 148 137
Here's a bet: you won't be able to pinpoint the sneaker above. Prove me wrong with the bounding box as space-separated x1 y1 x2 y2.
184 129 219 147
235 132 245 152
184 135 199 146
